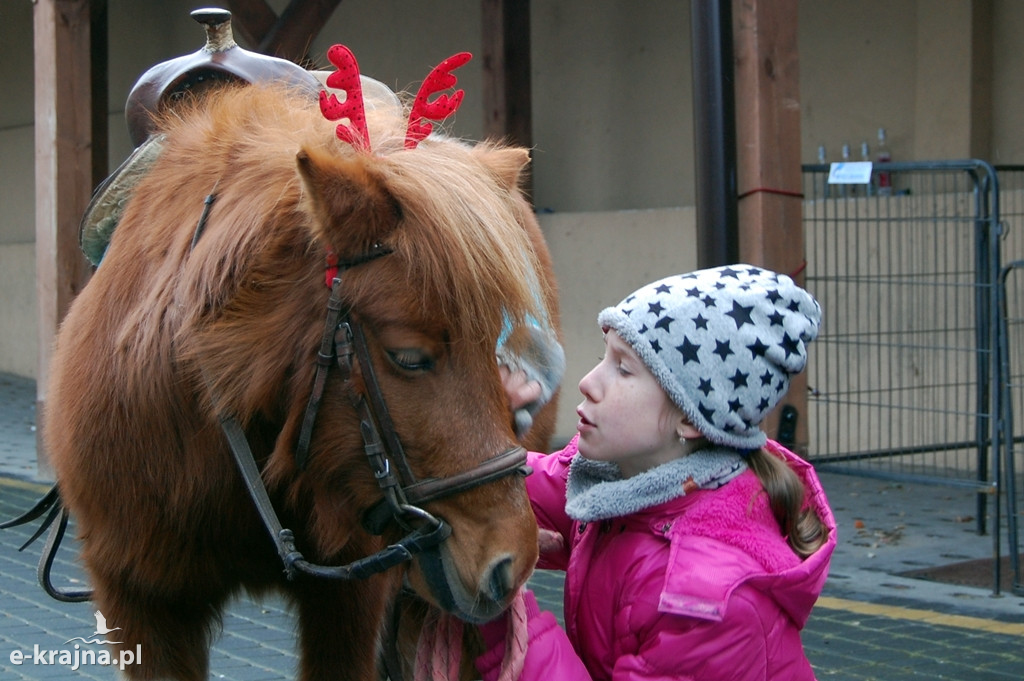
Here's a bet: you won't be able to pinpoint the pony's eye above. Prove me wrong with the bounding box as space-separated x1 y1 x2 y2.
386 349 435 373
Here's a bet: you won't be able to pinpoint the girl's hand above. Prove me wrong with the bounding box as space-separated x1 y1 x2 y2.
499 364 544 411
495 325 565 439
538 528 564 554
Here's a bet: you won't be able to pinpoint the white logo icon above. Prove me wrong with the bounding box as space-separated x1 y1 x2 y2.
9 608 141 671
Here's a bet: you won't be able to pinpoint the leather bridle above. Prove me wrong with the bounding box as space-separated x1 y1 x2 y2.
8 195 531 604
220 247 531 582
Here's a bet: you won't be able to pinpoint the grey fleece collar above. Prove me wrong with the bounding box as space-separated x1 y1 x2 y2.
564 447 748 522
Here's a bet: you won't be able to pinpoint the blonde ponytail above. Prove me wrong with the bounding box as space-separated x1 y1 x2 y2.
746 448 828 559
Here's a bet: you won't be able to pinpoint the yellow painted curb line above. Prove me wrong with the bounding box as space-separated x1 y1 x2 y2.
0 476 52 495
816 596 1024 637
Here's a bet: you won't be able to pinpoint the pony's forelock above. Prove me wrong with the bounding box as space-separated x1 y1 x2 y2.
382 145 544 348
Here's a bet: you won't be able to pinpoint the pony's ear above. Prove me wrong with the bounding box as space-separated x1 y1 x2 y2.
296 147 401 255
475 146 531 192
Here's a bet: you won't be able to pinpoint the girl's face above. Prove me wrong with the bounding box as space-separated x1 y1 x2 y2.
576 330 687 477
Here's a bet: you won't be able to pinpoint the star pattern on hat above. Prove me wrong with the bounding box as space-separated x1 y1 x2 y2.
747 338 769 358
598 264 821 449
780 332 801 358
677 338 700 364
726 300 755 328
655 315 675 332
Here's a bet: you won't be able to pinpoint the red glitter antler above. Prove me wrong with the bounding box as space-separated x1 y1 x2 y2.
405 52 472 149
319 44 370 150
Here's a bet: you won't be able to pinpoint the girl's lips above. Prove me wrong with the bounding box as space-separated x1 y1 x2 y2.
576 408 595 428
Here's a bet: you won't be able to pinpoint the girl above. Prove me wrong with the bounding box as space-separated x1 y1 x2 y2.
478 264 836 681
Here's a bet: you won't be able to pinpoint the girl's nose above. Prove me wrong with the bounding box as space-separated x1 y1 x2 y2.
578 365 598 401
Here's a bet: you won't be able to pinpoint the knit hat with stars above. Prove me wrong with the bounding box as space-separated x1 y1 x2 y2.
597 264 821 450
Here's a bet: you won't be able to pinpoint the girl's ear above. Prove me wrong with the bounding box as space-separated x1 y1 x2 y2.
677 419 704 441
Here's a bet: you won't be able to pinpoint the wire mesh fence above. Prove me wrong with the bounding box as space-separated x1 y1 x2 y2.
800 160 1015 592
802 161 1000 486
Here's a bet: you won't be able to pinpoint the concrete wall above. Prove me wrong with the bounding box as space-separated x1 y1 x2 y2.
539 208 698 438
5 0 1024 445
0 244 36 378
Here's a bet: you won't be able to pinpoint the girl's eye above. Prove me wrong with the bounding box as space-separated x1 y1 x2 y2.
386 349 435 373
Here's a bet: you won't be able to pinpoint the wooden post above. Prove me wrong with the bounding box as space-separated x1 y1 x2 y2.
731 0 810 452
481 0 533 165
34 0 104 473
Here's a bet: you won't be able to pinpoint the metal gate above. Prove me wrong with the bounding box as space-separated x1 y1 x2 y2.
994 165 1024 595
800 161 1008 590
1000 260 1024 595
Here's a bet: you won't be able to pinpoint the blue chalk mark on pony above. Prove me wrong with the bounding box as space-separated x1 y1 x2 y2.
496 280 565 438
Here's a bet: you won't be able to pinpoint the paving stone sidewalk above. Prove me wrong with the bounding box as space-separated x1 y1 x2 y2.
1 371 1023 679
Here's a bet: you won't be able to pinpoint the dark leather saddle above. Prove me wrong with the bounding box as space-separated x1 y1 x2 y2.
80 7 320 265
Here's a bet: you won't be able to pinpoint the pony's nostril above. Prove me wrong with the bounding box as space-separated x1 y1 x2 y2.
486 556 515 603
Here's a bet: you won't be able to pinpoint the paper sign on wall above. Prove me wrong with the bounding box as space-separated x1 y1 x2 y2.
828 162 873 185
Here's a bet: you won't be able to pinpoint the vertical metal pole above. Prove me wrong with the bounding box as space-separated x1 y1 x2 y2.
691 0 738 268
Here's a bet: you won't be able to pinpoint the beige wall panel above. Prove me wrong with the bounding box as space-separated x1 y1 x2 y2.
913 1 974 159
991 0 1024 163
798 0 918 165
0 244 36 377
537 208 698 441
0 128 35 245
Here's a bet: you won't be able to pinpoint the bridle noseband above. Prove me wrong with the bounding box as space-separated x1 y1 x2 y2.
221 248 530 582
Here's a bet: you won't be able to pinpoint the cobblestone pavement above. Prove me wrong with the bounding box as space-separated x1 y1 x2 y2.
1 371 1023 679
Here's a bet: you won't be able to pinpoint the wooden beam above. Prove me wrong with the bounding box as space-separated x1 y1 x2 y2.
91 0 109 184
266 0 342 64
731 0 809 450
34 0 104 472
226 0 278 49
228 0 342 65
481 0 533 150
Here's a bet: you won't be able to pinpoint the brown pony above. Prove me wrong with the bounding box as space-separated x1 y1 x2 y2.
43 70 559 681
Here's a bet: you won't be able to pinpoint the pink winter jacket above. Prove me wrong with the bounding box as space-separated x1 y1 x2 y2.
476 437 836 681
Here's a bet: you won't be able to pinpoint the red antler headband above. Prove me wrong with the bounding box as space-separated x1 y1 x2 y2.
319 45 371 150
319 46 471 152
405 52 471 149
